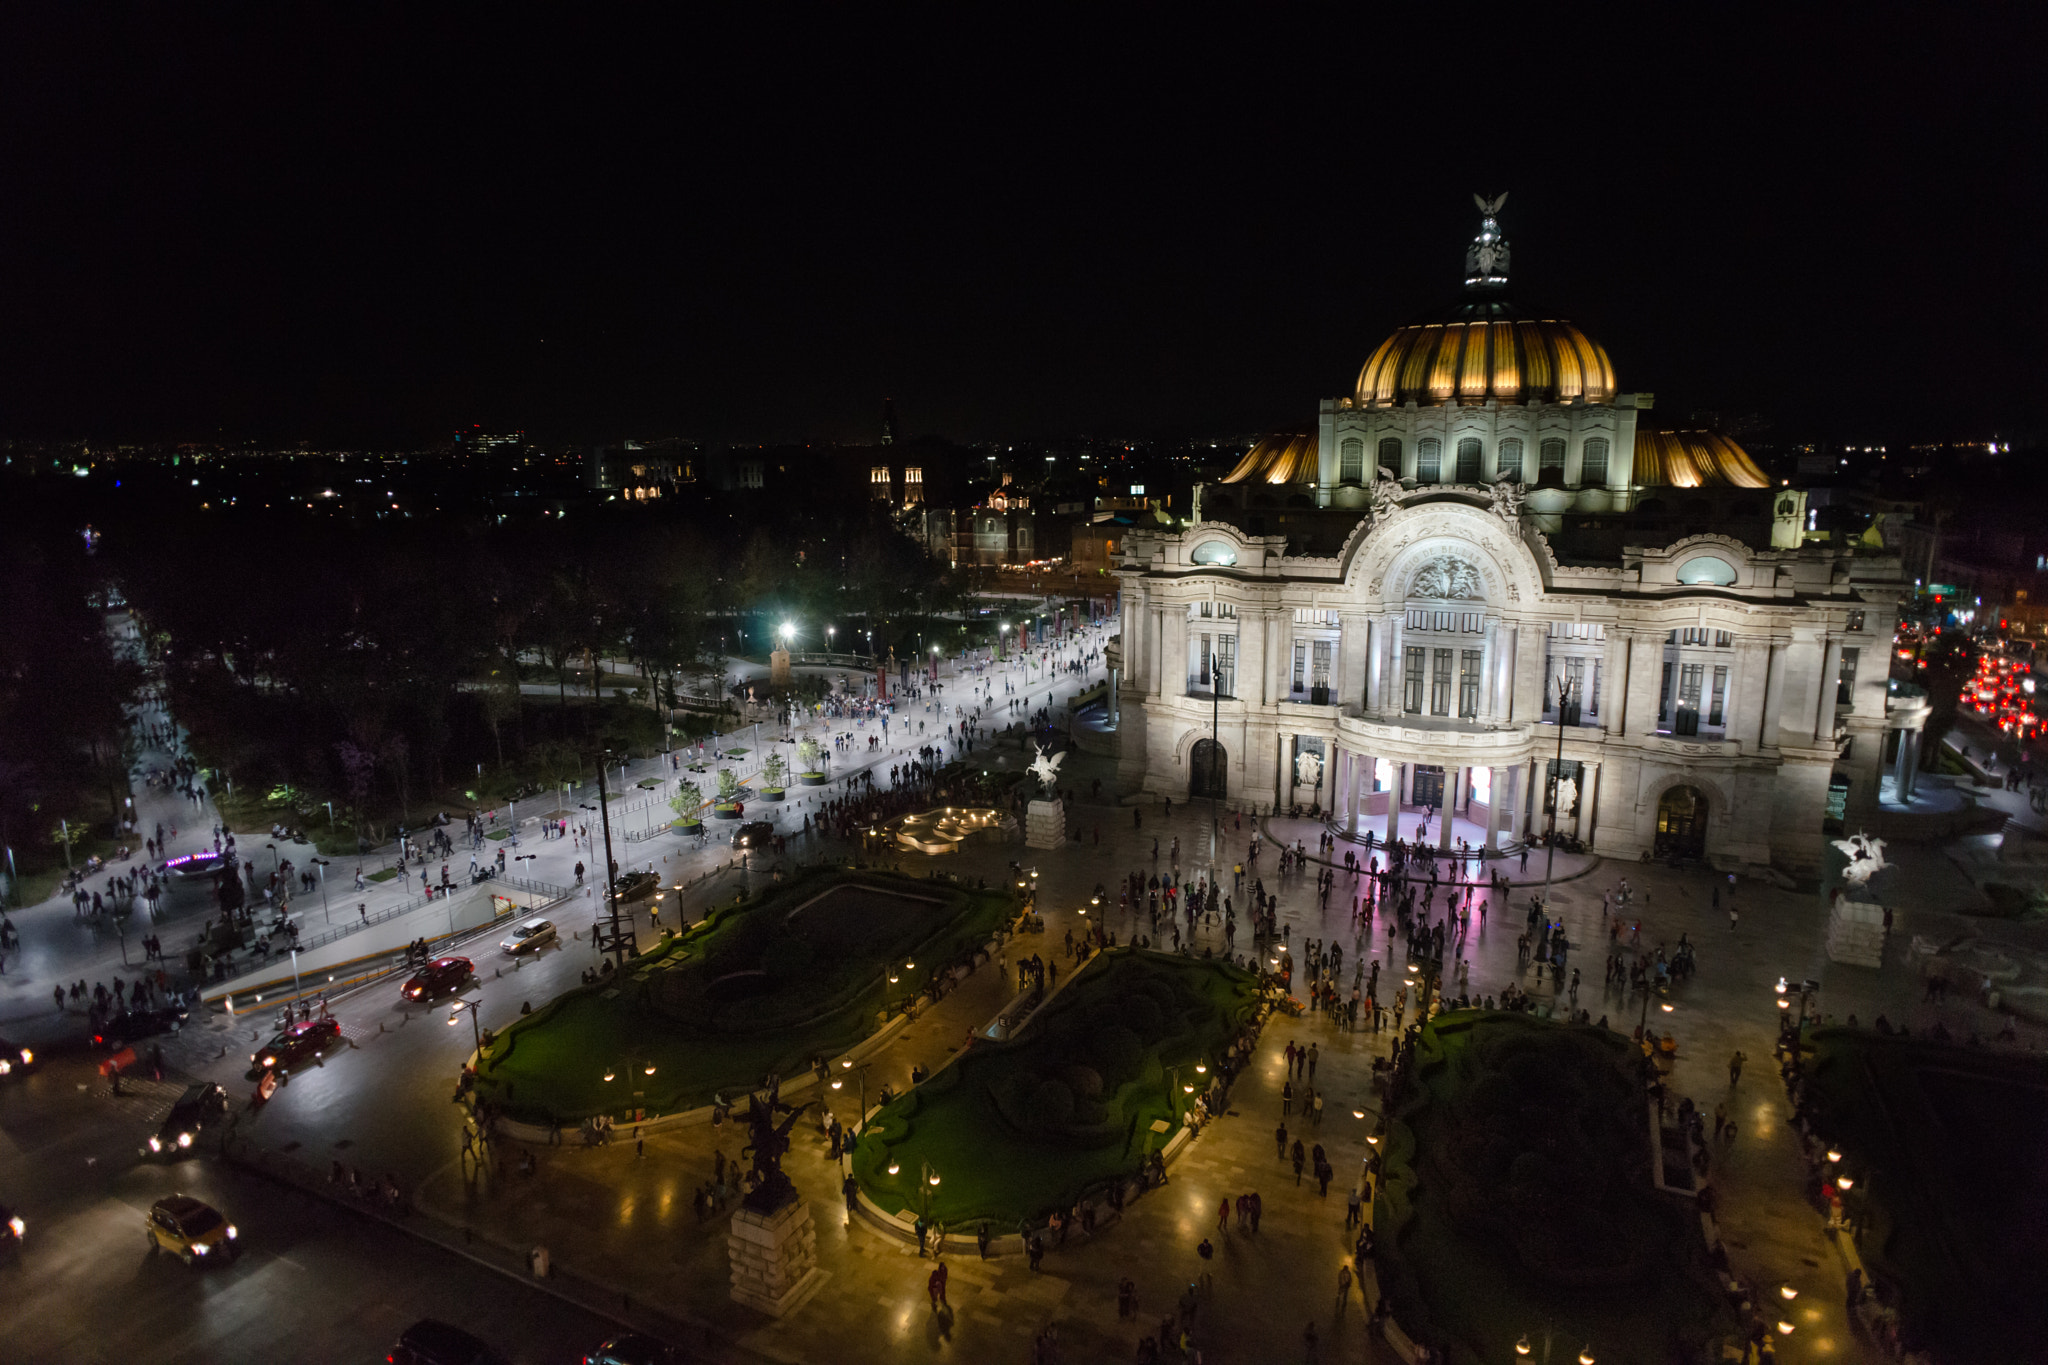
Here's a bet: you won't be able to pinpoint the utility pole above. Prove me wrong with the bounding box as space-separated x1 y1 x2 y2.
592 753 634 968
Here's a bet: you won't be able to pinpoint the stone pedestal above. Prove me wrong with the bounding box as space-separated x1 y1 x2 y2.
1025 797 1066 850
1825 896 1886 968
727 1197 821 1317
769 647 792 687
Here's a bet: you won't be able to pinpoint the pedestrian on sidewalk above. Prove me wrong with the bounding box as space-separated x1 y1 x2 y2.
927 1259 948 1310
1728 1050 1746 1086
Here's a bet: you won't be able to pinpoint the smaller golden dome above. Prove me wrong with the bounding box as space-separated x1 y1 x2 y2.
1633 430 1769 489
1221 430 1319 484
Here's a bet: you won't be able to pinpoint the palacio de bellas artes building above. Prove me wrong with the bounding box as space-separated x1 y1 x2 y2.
1109 197 1911 878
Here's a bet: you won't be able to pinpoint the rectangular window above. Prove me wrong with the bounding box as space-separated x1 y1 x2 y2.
1198 601 1213 618
1496 438 1522 479
1715 630 1734 647
1197 634 1211 686
1434 610 1453 631
1340 437 1364 483
1459 649 1483 718
1659 662 1675 723
1709 665 1728 726
1837 646 1859 706
1417 439 1441 482
1561 656 1587 714
1539 438 1566 480
1431 649 1454 716
1293 643 1307 692
1215 635 1237 697
1311 641 1333 689
1847 610 1865 633
1456 438 1483 482
1580 436 1609 485
1677 662 1704 736
1404 647 1426 713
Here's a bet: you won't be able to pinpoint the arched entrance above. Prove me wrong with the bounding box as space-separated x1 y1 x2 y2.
1190 739 1227 799
1654 786 1709 859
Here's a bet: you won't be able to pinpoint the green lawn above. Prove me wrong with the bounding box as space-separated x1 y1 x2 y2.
849 950 1259 1228
1805 1028 2048 1364
474 868 1014 1123
1375 1013 1736 1365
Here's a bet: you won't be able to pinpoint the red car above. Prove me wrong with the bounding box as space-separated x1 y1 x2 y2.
250 1016 342 1074
402 956 474 1002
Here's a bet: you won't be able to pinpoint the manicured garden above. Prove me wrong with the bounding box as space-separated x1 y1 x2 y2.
472 868 1015 1123
1804 1027 2048 1364
850 949 1259 1227
1375 1013 1735 1365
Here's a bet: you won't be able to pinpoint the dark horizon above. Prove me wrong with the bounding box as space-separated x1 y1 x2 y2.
2 13 2041 450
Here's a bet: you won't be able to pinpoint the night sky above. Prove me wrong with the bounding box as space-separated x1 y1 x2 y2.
2 12 2041 447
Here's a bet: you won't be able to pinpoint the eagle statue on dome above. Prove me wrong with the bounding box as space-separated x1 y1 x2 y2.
1473 191 1508 217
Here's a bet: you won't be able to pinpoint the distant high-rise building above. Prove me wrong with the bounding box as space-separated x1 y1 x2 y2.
881 398 899 446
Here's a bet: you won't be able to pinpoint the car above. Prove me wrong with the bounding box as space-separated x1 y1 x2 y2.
733 821 775 850
146 1083 229 1156
612 871 658 902
582 1333 681 1365
0 1036 35 1079
403 956 474 1000
145 1194 236 1265
91 1005 189 1050
388 1318 512 1365
163 850 229 878
250 1016 343 1073
499 919 557 956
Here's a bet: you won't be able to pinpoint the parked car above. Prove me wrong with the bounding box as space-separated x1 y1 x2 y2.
499 919 557 956
147 1083 230 1156
582 1333 682 1365
402 956 474 1001
250 1016 343 1074
145 1194 237 1265
733 821 775 850
91 1006 188 1050
388 1318 511 1365
0 1036 34 1079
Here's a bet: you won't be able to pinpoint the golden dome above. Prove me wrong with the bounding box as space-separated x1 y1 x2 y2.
1221 429 1319 484
1633 429 1770 489
1355 297 1615 408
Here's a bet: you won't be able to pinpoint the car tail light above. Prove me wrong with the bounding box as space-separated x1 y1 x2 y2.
18 1050 29 1065
0 1061 10 1075
178 1132 193 1148
226 1224 237 1239
149 1136 163 1152
6 1217 21 1239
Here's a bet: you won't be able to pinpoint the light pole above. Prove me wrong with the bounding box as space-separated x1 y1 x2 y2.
1539 671 1579 909
311 856 331 923
834 1056 873 1136
447 995 483 1052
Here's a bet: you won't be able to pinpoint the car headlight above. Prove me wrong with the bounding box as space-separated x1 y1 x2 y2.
193 1241 210 1254
149 1136 163 1152
7 1217 21 1239
262 1056 276 1067
178 1132 193 1148
225 1224 237 1240
0 1060 10 1075
18 1049 29 1065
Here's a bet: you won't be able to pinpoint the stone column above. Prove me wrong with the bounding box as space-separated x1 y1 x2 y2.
1439 766 1460 850
1759 639 1789 750
1483 764 1505 850
1384 763 1403 845
1815 637 1844 742
1624 632 1666 738
1365 617 1385 713
1479 620 1499 724
1579 760 1601 843
1521 758 1540 839
1901 730 1921 801
1340 613 1369 711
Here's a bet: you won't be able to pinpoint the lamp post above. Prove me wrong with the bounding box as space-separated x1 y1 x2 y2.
447 995 482 1051
835 1056 872 1135
311 856 331 923
1539 671 1579 910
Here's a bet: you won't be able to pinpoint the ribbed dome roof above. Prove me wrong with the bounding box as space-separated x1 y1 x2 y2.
1633 429 1770 488
1355 296 1616 408
1220 429 1318 484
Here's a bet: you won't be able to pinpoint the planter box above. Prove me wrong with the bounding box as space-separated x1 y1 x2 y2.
760 788 786 802
713 805 741 821
799 773 829 787
674 820 704 834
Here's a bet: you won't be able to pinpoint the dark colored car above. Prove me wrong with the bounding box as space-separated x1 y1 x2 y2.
733 821 775 850
613 870 659 902
389 1318 511 1365
402 956 474 1001
250 1016 342 1073
0 1036 35 1079
147 1082 229 1156
92 1006 189 1050
583 1333 682 1365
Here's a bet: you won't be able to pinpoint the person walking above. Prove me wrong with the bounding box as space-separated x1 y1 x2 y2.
1728 1050 1746 1086
1282 1079 1294 1117
927 1259 949 1310
1276 1122 1288 1160
1217 1196 1230 1233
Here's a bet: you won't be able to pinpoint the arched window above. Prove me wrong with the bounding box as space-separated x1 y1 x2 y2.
1496 437 1523 480
1581 436 1609 486
1339 437 1364 484
1455 437 1482 482
1417 438 1441 482
1538 437 1566 486
1377 437 1402 476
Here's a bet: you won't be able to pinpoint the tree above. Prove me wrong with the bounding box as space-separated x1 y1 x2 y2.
669 780 705 828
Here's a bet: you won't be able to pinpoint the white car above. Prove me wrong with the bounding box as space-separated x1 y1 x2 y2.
500 919 557 956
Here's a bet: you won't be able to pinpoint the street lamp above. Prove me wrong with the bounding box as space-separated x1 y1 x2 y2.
447 995 483 1052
